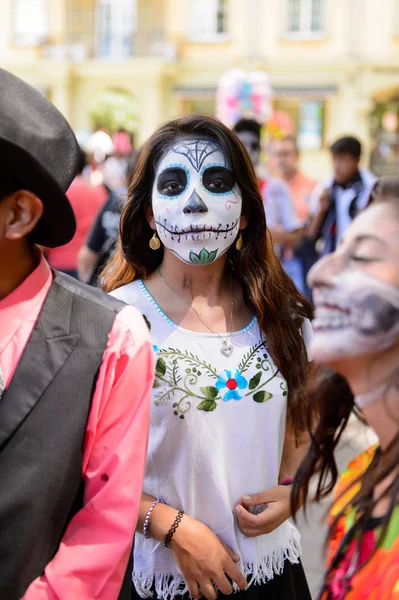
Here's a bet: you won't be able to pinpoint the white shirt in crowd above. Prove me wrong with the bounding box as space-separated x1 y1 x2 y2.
261 176 302 234
310 169 377 245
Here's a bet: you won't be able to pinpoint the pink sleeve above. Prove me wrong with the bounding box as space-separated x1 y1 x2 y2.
23 306 154 600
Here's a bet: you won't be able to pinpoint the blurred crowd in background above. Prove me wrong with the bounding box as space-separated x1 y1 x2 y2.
45 127 141 286
43 118 376 304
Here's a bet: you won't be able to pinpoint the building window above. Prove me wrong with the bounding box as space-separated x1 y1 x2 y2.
287 0 325 37
188 0 228 40
13 0 48 46
96 0 136 58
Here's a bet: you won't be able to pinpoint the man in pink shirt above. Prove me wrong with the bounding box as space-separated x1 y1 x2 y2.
0 68 153 600
272 136 319 297
46 149 107 278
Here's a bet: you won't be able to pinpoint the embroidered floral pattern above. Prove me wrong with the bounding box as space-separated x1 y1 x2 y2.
216 370 248 401
152 342 286 418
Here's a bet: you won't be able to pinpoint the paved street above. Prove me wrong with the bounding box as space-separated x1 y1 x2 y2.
297 416 378 598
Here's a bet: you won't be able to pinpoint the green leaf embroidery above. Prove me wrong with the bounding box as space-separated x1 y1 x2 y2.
158 349 218 377
189 248 218 265
200 386 218 399
197 399 217 412
249 372 262 390
153 380 160 388
142 314 151 331
155 358 166 378
253 391 273 403
238 342 267 374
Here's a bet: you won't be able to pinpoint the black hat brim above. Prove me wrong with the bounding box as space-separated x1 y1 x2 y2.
0 139 76 248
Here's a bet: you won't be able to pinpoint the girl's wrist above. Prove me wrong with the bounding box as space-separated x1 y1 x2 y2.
163 510 185 548
145 502 182 542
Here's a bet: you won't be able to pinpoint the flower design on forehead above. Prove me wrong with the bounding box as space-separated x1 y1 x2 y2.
172 140 220 173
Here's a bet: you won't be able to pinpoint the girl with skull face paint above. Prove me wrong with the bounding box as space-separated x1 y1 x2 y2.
291 176 399 599
102 115 313 600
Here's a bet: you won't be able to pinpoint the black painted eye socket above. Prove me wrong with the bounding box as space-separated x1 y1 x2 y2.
202 167 236 194
157 167 187 197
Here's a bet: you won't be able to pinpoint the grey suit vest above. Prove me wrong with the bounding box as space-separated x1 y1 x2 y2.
0 271 133 599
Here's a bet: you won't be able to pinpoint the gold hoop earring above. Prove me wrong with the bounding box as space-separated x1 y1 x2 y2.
235 232 243 251
149 231 161 250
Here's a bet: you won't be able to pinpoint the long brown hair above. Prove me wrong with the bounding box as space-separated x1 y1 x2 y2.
101 114 313 432
292 176 399 582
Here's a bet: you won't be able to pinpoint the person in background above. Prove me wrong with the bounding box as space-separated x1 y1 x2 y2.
307 136 377 256
46 148 107 278
100 130 134 196
292 176 399 599
232 119 303 286
78 149 142 286
102 152 129 195
85 126 114 164
273 136 319 297
84 127 115 188
0 68 153 599
273 136 318 224
112 128 133 156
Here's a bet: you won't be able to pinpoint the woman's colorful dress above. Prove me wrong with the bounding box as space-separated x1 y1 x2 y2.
322 445 399 599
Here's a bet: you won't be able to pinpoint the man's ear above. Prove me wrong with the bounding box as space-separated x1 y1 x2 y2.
145 205 156 231
4 190 43 241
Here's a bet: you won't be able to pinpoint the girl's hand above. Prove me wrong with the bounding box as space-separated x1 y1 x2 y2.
234 486 292 537
170 515 247 600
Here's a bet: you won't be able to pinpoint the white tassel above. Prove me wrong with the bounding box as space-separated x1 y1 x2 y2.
133 531 301 600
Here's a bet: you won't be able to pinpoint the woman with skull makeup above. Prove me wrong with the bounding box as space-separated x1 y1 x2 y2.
291 176 399 599
102 115 313 600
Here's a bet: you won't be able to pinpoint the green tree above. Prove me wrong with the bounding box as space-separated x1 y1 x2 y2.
89 89 139 134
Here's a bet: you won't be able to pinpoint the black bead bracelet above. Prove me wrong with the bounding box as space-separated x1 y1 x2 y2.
163 510 184 548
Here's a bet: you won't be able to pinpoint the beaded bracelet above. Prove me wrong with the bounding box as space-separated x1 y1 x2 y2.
163 510 184 548
143 498 165 539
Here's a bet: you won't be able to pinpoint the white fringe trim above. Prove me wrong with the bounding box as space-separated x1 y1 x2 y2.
133 531 301 600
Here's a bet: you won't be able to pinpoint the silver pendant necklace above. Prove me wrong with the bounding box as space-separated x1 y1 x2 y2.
157 267 235 358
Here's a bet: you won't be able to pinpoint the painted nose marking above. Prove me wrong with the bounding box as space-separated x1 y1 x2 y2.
183 190 209 215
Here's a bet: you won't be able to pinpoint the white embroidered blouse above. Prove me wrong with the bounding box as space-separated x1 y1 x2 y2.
111 280 312 599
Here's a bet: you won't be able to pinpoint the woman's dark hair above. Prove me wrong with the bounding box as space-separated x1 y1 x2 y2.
101 114 313 433
126 147 143 185
292 175 399 583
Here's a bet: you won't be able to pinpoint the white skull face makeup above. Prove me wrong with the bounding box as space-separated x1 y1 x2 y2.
310 270 399 364
152 138 242 265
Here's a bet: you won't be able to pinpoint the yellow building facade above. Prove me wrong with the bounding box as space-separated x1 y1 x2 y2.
1 0 399 178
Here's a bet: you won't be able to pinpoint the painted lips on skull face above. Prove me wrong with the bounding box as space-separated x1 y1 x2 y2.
152 139 242 265
311 271 399 362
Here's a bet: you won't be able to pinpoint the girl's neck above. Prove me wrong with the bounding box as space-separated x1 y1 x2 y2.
158 250 230 302
338 347 399 450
